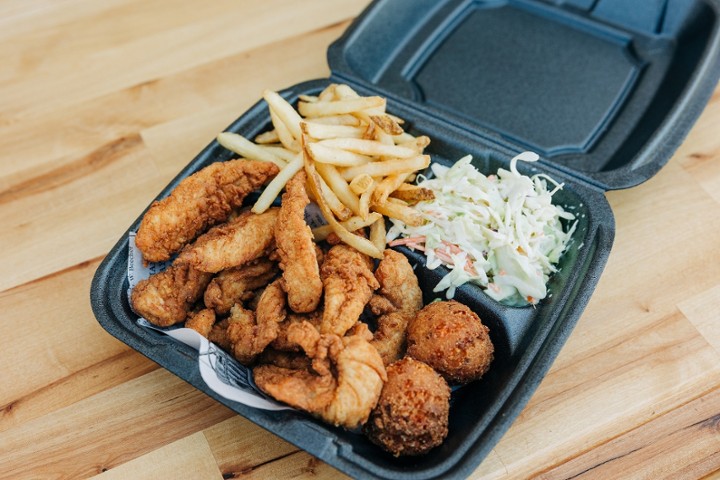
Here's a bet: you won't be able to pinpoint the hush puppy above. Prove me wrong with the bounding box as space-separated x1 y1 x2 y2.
406 300 493 384
364 357 450 456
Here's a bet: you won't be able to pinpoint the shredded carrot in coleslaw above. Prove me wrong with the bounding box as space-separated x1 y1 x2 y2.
387 152 577 306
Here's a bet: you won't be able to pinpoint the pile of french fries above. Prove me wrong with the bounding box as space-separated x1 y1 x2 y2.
216 83 434 259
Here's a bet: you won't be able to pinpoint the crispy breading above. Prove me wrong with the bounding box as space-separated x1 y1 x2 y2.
185 308 216 338
271 310 323 352
274 171 323 313
130 262 212 327
368 249 423 316
176 208 278 273
370 311 412 367
254 321 386 429
227 279 287 365
135 159 278 263
364 357 450 456
319 244 379 336
407 301 494 384
203 258 278 314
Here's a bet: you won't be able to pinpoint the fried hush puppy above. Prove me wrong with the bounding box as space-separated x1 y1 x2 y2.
364 357 450 456
406 300 494 384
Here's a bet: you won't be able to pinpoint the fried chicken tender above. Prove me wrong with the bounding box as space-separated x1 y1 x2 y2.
203 258 278 314
130 262 212 327
275 171 323 313
176 208 278 273
227 278 287 365
319 244 379 336
407 301 494 384
364 357 450 456
185 308 216 337
370 312 412 367
254 321 387 429
369 249 423 316
367 249 424 365
135 159 279 263
271 310 323 352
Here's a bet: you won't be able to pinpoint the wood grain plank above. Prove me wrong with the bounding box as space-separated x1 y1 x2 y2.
0 259 156 432
0 0 369 119
90 431 223 480
0 370 233 480
0 16 354 293
534 386 720 480
203 416 300 474
471 153 720 479
679 285 720 355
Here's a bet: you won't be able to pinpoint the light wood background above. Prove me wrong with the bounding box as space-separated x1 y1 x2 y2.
1 1 719 479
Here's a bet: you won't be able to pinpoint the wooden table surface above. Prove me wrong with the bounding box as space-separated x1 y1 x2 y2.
2 1 720 479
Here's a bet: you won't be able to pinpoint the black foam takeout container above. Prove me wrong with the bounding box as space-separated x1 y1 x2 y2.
90 1 720 478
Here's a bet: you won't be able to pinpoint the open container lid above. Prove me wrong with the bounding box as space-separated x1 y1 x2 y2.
328 0 720 191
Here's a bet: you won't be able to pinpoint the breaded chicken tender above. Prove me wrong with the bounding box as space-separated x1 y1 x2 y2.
368 249 424 365
320 244 379 336
185 308 216 337
369 249 423 316
254 321 387 429
370 312 412 367
130 262 212 327
228 278 287 365
135 159 278 263
203 258 278 314
271 310 323 352
364 357 450 456
176 208 278 273
407 301 494 384
275 171 323 313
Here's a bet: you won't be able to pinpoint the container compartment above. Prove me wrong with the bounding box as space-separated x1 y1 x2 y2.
91 79 614 479
329 0 720 189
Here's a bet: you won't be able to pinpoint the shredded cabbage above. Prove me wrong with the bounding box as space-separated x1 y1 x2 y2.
386 152 577 306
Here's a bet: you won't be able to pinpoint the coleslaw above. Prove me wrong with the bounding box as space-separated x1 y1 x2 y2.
387 152 577 306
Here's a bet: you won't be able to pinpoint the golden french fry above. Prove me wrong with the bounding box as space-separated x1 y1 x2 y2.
393 132 415 144
370 115 404 135
372 200 425 227
302 141 352 220
217 132 287 168
372 172 411 205
298 94 318 103
353 111 395 145
305 161 383 259
318 84 337 101
306 114 361 126
315 161 361 216
349 174 374 195
389 183 435 204
334 83 360 99
263 90 303 141
252 154 304 214
316 138 417 158
341 155 430 181
257 145 297 163
316 171 353 221
307 142 372 167
300 121 365 140
254 130 279 144
397 134 431 152
298 96 385 117
312 212 382 241
358 181 376 220
369 216 387 252
269 108 299 152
